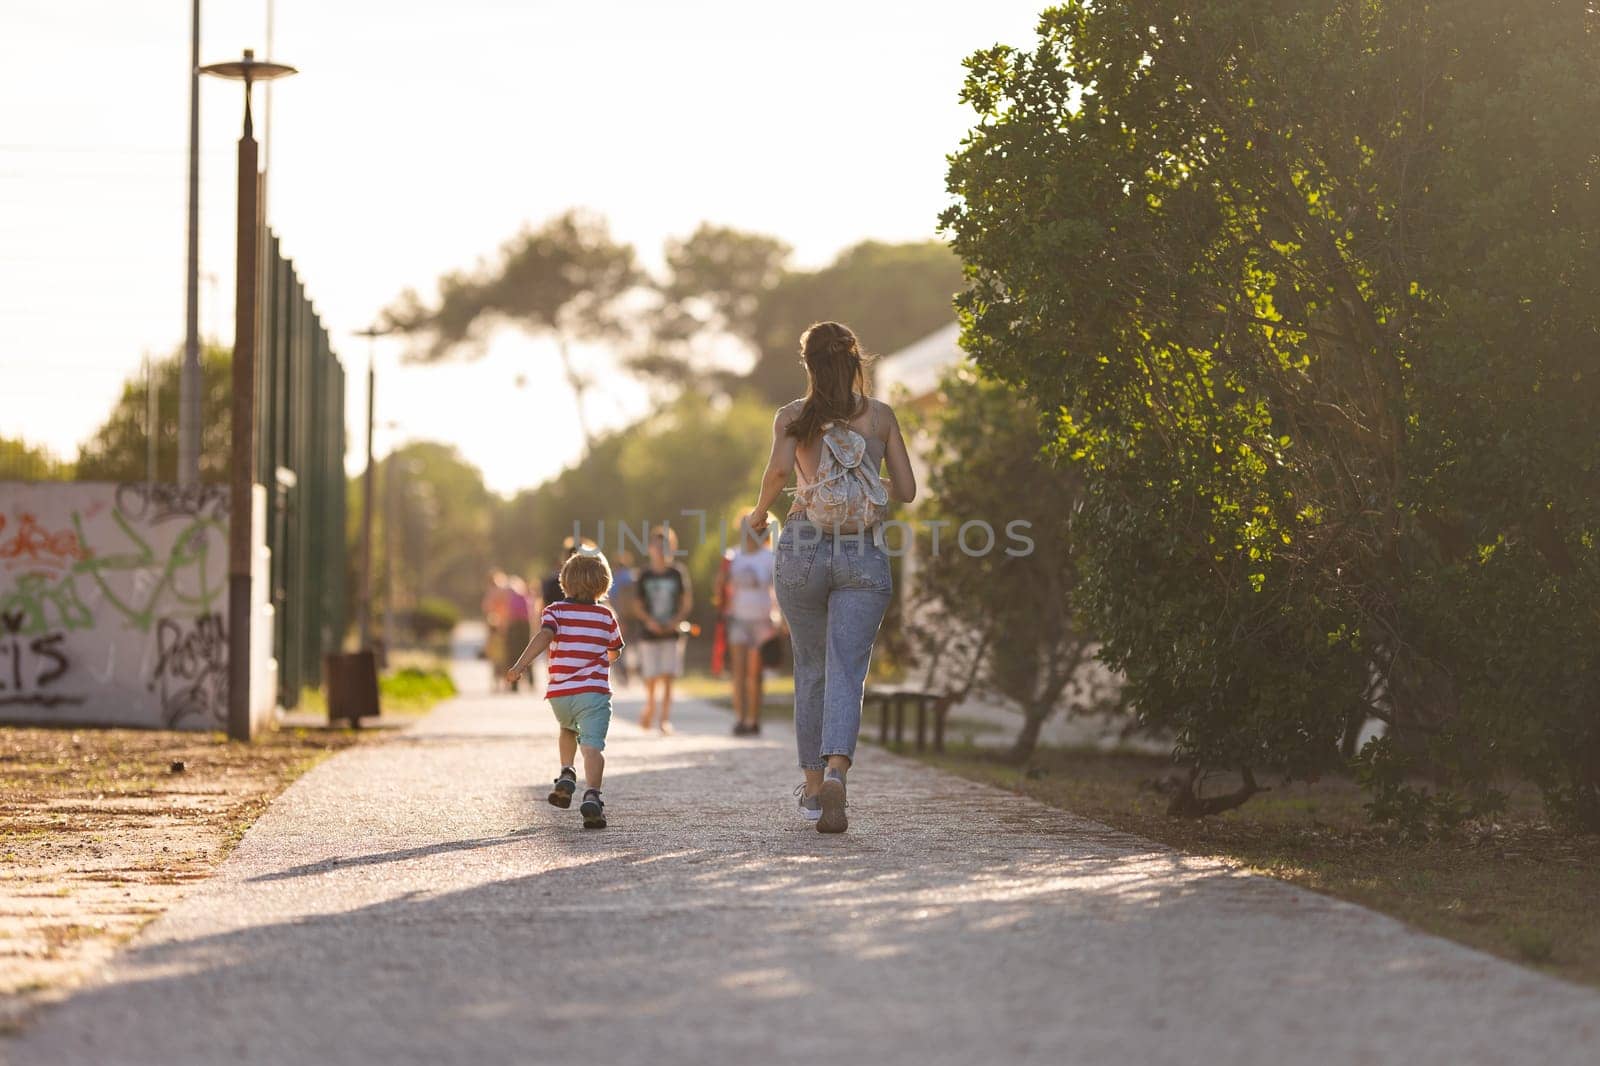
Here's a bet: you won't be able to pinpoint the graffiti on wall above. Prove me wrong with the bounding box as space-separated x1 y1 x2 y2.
0 482 252 729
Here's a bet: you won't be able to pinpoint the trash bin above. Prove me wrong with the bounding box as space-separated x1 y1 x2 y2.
324 650 380 727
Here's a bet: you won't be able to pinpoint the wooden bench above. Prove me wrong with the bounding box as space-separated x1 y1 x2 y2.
864 686 955 753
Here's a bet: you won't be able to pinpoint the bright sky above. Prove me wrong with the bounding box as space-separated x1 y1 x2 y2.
1 1 1043 495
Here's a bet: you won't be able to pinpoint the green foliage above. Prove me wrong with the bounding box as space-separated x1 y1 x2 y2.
74 346 233 483
0 437 73 481
911 368 1101 760
379 667 458 712
631 229 965 403
944 1 1600 827
353 441 499 621
406 597 461 642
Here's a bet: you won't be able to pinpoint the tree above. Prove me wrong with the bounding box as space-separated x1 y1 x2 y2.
626 224 794 396
75 346 232 483
743 240 966 403
944 2 1600 827
352 441 498 626
1 437 73 481
383 210 641 448
911 368 1105 761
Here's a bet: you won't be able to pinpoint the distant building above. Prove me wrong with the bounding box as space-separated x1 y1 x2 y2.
873 321 963 411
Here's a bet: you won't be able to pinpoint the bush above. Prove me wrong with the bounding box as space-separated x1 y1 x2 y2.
405 598 461 644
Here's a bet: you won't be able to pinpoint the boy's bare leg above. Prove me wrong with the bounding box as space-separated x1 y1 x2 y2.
658 677 675 731
580 745 604 790
558 728 578 770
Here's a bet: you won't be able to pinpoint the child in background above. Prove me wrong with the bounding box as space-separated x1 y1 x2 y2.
632 525 693 735
507 550 625 829
725 516 779 736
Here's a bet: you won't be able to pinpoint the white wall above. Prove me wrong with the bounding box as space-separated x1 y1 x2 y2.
0 482 275 730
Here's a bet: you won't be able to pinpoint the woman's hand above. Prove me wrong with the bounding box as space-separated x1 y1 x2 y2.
746 508 770 536
504 667 522 684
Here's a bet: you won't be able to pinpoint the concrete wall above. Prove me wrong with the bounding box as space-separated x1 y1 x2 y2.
0 482 276 730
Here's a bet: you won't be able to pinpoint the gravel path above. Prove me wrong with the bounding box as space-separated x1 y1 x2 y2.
9 685 1598 1066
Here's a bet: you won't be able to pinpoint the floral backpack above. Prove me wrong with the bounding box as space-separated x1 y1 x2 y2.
792 421 889 530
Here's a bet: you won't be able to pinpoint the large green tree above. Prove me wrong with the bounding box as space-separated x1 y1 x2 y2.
945 2 1600 827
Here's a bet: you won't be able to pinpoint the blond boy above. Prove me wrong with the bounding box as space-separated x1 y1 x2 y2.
507 551 625 829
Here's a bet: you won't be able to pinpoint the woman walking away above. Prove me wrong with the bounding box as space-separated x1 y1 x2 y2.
746 321 916 833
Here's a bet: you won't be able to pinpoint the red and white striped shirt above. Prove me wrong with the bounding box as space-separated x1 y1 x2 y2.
541 600 624 698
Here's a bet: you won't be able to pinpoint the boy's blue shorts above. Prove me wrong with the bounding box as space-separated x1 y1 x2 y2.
548 691 612 751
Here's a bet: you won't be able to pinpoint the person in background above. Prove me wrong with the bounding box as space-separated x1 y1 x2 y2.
502 576 532 693
539 538 581 616
632 525 693 735
725 516 779 736
482 570 510 692
608 549 638 687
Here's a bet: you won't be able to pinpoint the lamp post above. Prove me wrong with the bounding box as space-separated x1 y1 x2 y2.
179 0 201 486
200 49 297 742
352 326 388 650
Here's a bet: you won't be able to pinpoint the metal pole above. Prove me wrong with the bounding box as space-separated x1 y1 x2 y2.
228 81 261 743
358 342 375 648
146 354 157 485
382 451 397 667
178 0 201 485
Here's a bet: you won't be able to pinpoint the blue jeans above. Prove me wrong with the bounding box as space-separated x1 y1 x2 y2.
774 520 893 770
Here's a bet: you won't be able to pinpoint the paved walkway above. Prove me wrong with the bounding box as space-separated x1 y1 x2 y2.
9 685 1599 1066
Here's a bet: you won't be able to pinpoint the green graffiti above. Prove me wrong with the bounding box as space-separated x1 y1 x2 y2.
0 572 94 635
71 509 225 632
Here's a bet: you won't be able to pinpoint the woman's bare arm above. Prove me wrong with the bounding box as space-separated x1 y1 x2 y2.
881 403 917 503
747 406 799 534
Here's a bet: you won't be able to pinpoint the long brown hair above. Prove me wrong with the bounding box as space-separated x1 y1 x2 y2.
787 321 869 443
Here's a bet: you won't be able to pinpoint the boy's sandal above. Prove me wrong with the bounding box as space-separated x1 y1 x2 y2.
580 789 607 830
548 770 577 809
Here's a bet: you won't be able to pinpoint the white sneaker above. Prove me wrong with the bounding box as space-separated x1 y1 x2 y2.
794 784 822 822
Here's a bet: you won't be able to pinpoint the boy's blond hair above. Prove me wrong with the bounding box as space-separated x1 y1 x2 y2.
559 551 612 602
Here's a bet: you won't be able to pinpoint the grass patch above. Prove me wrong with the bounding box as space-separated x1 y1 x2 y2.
379 668 457 713
920 743 1600 988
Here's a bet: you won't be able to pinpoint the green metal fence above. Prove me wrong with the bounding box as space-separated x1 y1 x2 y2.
257 229 347 708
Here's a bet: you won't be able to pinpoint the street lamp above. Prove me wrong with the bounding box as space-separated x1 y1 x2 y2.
200 49 297 743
